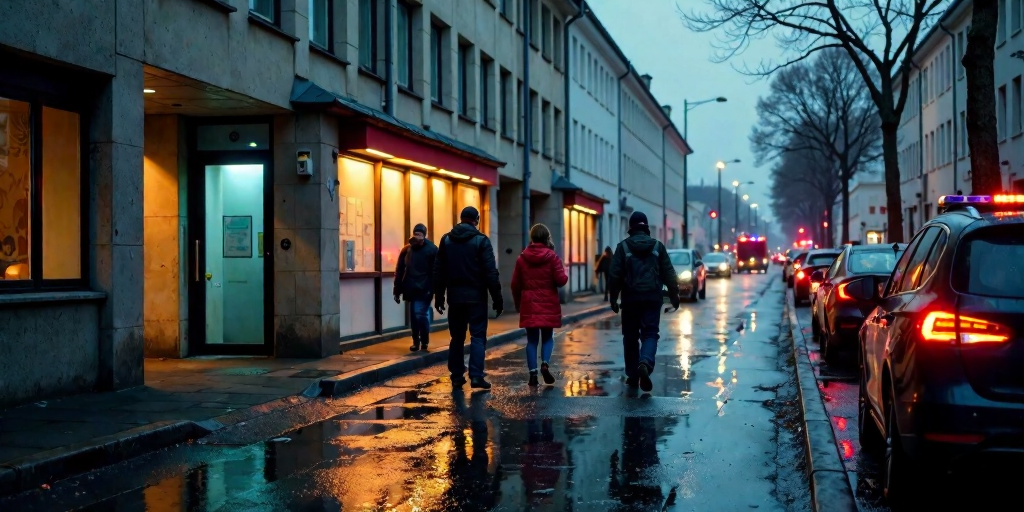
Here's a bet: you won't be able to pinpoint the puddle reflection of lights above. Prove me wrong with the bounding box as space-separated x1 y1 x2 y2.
731 369 738 384
750 312 757 332
839 439 854 459
718 356 727 374
678 309 693 336
836 417 847 431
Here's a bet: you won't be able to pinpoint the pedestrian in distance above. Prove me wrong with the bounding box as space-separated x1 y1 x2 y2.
607 211 680 393
511 223 569 387
595 246 613 301
433 206 504 390
394 223 437 352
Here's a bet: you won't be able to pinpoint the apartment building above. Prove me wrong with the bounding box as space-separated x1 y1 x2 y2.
894 0 1024 241
831 175 888 245
0 0 582 408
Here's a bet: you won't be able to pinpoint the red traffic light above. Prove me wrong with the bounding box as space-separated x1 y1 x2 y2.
709 210 718 219
823 221 829 228
798 228 805 234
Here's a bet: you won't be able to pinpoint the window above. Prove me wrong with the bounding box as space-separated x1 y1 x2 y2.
359 0 379 72
250 0 276 23
541 99 550 155
481 56 493 128
396 2 412 88
430 24 444 102
500 69 512 135
577 43 585 83
953 225 1024 298
960 110 968 156
500 0 513 20
530 0 540 47
530 90 539 148
869 206 876 214
923 66 929 102
1017 0 1024 34
0 97 84 287
309 0 329 48
553 15 563 69
998 84 1007 139
895 227 941 294
339 158 377 272
947 120 954 162
957 30 966 78
541 5 552 59
518 79 525 141
458 42 471 117
1014 76 1023 135
999 0 1008 43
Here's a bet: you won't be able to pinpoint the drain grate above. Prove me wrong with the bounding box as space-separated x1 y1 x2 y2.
208 367 272 376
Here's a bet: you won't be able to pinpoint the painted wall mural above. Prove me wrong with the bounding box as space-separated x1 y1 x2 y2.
0 98 31 279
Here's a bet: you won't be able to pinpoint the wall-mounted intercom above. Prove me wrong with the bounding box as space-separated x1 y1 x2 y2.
297 150 313 176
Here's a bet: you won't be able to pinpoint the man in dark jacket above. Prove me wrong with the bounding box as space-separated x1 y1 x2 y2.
608 211 679 393
394 223 438 352
433 206 503 390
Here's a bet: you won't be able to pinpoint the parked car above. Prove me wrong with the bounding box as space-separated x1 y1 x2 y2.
793 248 842 306
859 194 1024 501
785 250 809 288
810 243 906 363
702 252 732 278
667 249 707 301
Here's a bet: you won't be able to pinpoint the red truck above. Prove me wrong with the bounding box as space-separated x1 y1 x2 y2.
735 235 769 273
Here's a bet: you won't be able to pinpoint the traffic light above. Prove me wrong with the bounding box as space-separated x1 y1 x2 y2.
709 210 718 219
798 227 805 234
823 221 829 228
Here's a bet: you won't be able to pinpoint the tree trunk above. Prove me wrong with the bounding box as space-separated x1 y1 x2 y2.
840 164 851 244
965 0 1002 195
880 121 904 243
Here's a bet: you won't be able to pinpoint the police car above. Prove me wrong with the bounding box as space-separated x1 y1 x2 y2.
858 194 1024 502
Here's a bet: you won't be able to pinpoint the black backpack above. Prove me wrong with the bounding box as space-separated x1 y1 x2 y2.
623 244 661 293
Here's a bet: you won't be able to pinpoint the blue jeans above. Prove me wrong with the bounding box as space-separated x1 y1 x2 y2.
410 299 432 346
447 302 489 379
525 327 554 372
621 302 662 378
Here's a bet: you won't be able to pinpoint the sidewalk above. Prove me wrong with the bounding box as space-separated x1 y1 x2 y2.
0 294 609 496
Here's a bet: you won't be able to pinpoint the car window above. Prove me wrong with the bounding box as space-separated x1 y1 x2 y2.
915 231 948 289
848 250 901 274
896 227 941 294
807 252 841 266
704 254 728 263
669 252 691 265
888 237 924 296
952 225 1024 298
827 250 846 279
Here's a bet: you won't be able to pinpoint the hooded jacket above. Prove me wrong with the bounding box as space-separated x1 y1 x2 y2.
433 223 503 306
511 243 569 328
394 237 438 300
608 231 679 305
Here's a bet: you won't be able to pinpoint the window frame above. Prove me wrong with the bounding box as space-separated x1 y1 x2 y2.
359 0 380 73
308 0 332 51
249 0 280 25
500 69 512 135
396 1 413 89
0 85 89 293
458 42 471 117
430 23 445 103
480 56 493 128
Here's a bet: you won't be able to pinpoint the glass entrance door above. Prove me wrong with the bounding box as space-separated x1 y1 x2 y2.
188 121 272 355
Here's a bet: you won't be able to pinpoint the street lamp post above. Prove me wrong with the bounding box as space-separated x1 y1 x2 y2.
683 97 727 248
751 203 759 233
716 159 740 250
733 180 753 235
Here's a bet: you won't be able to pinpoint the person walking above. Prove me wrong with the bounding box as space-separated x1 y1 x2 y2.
607 212 679 393
394 223 437 352
511 224 569 387
433 206 503 390
595 246 613 301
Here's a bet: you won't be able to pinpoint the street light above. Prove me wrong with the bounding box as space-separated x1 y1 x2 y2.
683 96 728 248
716 158 741 250
732 180 754 236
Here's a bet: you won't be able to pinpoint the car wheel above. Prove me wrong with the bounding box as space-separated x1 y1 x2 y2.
882 391 915 503
858 350 883 451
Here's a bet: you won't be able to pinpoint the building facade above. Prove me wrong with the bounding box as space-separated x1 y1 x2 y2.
831 176 888 245
895 0 1024 241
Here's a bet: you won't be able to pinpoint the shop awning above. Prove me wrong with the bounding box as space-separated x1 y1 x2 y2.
552 175 608 215
291 77 503 184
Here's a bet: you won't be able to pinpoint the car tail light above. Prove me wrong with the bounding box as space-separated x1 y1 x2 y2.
837 282 851 300
920 311 1011 344
796 270 805 280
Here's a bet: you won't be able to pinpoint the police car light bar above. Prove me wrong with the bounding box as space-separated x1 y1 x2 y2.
937 195 992 205
994 194 1024 203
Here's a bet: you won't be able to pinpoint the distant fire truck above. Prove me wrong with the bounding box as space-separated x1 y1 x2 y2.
735 234 769 273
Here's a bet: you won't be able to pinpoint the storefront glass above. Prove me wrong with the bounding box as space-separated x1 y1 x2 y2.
564 208 595 294
432 178 453 236
339 158 376 272
381 167 406 330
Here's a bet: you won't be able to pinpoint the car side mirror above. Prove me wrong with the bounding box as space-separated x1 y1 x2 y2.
810 270 824 284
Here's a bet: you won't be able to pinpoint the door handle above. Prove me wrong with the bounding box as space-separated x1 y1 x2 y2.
194 240 200 282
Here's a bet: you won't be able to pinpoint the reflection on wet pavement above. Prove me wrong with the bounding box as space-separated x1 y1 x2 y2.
4 274 811 512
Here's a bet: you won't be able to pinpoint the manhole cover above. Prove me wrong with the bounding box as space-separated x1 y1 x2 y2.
209 367 272 376
290 369 340 379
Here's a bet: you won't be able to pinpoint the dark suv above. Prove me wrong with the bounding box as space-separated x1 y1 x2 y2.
858 195 1024 501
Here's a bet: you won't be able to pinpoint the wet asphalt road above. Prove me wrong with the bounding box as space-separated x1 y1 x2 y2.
4 273 811 512
790 278 1023 512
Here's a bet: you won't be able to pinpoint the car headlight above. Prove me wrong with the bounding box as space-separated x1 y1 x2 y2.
679 270 693 280
738 261 744 266
749 257 756 263
718 263 728 271
762 258 768 264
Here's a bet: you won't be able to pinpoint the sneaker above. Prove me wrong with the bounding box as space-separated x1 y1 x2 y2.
410 343 420 352
451 375 467 388
540 363 555 385
637 364 653 392
470 377 492 390
625 376 639 388
528 372 539 387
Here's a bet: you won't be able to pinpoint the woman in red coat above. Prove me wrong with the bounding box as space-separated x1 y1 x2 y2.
511 224 569 386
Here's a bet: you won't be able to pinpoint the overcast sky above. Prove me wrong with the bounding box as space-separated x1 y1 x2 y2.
587 0 782 223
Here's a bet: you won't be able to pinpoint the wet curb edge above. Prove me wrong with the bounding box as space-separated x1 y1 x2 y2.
0 304 611 498
785 291 858 512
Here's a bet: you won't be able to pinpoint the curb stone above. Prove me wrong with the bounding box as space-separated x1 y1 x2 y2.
786 291 858 512
0 304 610 498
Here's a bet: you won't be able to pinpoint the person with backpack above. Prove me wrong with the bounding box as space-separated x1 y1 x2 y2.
433 206 504 390
607 211 680 392
394 223 438 352
511 224 569 387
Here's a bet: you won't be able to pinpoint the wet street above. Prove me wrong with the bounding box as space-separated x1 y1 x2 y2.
4 273 811 512
790 279 1022 512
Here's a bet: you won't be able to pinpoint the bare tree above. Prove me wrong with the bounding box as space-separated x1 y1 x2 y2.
752 48 881 243
964 1 1001 194
684 0 952 243
769 144 842 245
